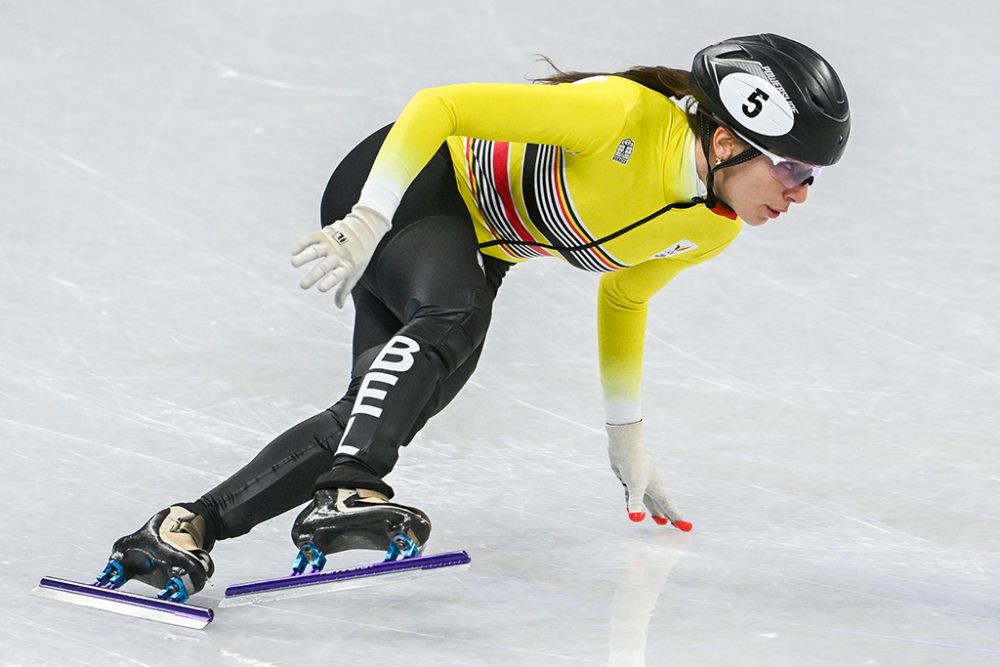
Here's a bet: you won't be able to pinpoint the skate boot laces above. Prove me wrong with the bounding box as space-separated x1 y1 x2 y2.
336 488 390 510
158 507 214 573
159 507 210 553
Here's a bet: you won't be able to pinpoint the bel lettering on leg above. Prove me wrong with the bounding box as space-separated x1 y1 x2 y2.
371 336 420 373
335 336 422 456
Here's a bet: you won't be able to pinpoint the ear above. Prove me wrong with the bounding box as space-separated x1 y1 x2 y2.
712 126 740 162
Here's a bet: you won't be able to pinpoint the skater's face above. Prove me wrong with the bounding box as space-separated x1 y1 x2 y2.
702 127 812 226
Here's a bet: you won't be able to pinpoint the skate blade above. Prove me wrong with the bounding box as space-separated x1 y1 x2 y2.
220 550 471 608
33 577 214 629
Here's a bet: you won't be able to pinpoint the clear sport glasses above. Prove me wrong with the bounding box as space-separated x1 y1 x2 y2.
756 143 823 189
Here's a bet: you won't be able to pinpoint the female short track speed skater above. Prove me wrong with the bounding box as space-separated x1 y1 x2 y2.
107 33 850 601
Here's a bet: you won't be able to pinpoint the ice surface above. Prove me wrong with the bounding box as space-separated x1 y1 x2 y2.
1 1 998 665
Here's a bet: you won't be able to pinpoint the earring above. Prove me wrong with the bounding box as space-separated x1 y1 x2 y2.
715 158 722 166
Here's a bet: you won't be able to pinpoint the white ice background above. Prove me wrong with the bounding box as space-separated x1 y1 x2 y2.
1 1 998 665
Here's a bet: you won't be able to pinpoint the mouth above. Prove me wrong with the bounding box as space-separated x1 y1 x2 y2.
766 206 787 219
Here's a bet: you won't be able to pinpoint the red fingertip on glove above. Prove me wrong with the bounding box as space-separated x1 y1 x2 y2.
672 520 693 532
651 516 669 525
628 511 646 522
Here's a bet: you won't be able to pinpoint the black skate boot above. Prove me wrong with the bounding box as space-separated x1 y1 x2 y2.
290 489 431 573
100 507 216 602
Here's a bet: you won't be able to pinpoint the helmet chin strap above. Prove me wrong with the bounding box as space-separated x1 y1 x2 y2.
699 114 761 209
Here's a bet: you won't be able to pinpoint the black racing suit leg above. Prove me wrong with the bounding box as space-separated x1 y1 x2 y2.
314 212 511 497
189 124 512 539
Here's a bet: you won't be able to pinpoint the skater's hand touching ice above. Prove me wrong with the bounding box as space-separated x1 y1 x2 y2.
606 421 692 532
291 205 390 308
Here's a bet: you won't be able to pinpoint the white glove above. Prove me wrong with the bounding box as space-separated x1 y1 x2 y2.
607 421 692 531
291 204 390 308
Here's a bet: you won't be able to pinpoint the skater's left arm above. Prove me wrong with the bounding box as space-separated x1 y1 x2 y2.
598 259 698 531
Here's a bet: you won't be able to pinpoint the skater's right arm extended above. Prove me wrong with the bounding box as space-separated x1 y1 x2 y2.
292 78 635 306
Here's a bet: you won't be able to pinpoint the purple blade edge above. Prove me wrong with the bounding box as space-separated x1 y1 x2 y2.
225 550 471 598
37 577 214 625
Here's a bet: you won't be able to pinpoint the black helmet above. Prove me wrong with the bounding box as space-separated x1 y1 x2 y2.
691 33 850 166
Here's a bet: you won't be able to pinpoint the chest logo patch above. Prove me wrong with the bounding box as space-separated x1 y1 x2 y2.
612 138 634 164
653 240 698 259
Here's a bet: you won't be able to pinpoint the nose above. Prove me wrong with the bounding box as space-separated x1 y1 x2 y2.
785 181 809 204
